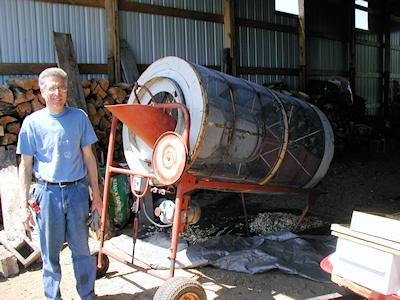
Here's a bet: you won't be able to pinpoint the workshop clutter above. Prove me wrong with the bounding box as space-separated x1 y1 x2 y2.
264 78 398 153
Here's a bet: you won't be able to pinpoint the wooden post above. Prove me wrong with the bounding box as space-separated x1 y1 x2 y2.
298 0 306 91
53 32 87 111
105 0 121 84
349 0 356 94
223 0 236 76
383 14 391 117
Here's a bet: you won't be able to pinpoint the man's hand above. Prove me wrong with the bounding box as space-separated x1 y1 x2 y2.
91 193 103 215
20 208 35 233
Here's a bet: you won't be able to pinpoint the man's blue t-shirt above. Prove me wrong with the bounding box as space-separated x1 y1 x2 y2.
17 107 98 182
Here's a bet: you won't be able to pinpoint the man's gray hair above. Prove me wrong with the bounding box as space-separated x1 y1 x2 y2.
38 67 68 89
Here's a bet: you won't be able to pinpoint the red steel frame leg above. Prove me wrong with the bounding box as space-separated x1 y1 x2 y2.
292 190 320 232
169 184 184 277
98 116 118 268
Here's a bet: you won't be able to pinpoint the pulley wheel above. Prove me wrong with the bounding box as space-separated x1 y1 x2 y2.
152 131 187 186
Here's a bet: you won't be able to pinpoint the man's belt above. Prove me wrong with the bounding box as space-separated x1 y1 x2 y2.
36 177 85 187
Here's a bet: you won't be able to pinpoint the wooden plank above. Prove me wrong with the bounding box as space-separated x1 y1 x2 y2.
298 0 306 91
120 39 140 83
222 0 235 75
348 0 356 92
237 67 300 76
383 14 391 116
53 32 87 111
331 274 372 299
350 211 400 243
78 64 108 74
307 69 349 77
331 224 400 254
236 18 297 33
33 0 104 8
308 30 347 43
35 0 224 23
119 1 224 23
105 0 120 84
0 63 107 75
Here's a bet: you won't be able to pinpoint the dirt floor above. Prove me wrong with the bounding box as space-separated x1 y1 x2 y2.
1 151 400 299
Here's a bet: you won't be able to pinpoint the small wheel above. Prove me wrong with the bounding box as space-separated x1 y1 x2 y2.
91 250 110 279
153 277 206 300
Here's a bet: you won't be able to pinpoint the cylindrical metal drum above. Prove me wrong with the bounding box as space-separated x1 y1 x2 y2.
123 57 334 188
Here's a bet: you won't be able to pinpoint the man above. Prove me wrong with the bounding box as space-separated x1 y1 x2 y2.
17 67 102 300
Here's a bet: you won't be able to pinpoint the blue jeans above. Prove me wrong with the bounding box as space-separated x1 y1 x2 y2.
35 178 96 300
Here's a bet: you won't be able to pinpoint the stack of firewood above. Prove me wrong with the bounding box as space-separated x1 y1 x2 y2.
82 79 132 162
0 78 133 162
0 79 45 151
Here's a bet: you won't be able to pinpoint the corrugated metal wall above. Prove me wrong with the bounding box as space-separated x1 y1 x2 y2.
355 31 382 115
235 0 298 87
306 0 348 81
390 31 400 80
119 0 223 66
0 0 107 85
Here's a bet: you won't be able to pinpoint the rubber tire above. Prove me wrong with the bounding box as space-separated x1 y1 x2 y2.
153 277 207 300
91 250 110 279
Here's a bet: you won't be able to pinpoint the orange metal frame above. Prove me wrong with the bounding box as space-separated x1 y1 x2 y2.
97 105 321 279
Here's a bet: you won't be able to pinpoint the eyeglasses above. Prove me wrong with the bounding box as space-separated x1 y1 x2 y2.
47 87 67 93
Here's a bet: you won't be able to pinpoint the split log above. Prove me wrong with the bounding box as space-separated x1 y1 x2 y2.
13 88 29 105
33 79 40 91
99 79 109 91
7 78 36 90
31 98 45 112
89 114 101 127
25 89 35 102
0 116 18 125
0 125 4 137
95 130 107 139
117 82 132 90
99 117 111 131
86 102 97 117
103 97 115 106
107 87 127 103
0 133 17 146
0 106 16 117
96 86 107 99
97 107 106 118
95 97 104 108
83 87 90 98
37 93 46 105
0 87 14 105
15 102 32 118
6 123 20 135
82 80 90 88
90 80 98 93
